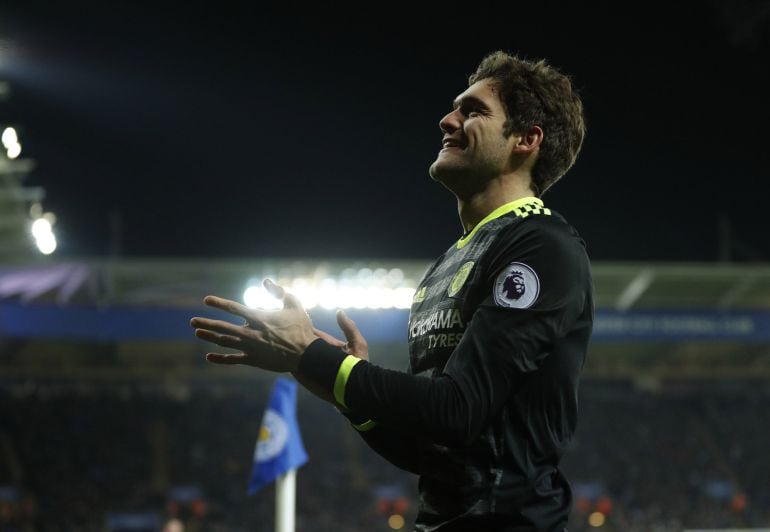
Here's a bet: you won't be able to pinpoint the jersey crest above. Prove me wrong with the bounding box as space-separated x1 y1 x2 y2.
493 262 539 309
412 286 428 304
448 261 474 297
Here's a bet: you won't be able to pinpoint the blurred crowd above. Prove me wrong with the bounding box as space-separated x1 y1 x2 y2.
1 377 768 531
562 379 770 531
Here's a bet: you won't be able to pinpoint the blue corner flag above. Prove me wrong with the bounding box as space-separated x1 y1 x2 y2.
247 377 308 495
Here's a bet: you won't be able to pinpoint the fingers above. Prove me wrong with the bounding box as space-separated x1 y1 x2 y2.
190 317 246 336
194 328 244 350
203 295 252 319
206 352 247 365
207 281 304 317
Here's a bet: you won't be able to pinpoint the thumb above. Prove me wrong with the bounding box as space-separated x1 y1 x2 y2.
263 278 303 310
263 278 285 298
336 309 363 344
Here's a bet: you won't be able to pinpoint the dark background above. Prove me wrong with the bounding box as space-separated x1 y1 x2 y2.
1 1 768 261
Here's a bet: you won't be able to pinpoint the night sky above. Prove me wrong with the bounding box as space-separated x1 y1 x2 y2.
1 2 769 262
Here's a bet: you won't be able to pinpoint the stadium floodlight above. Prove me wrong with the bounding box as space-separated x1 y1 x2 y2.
1 126 17 148
35 231 57 255
318 278 339 309
31 217 52 240
388 268 404 284
291 277 319 310
393 287 416 309
243 285 282 310
30 215 58 255
6 140 21 159
357 267 373 282
243 276 415 310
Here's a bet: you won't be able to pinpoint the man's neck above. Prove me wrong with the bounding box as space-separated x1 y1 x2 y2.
458 177 535 235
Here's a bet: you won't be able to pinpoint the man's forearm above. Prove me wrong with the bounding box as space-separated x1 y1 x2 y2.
299 338 483 447
295 366 421 474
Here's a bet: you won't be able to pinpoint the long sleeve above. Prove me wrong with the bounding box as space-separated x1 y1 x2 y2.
340 412 424 474
298 217 590 448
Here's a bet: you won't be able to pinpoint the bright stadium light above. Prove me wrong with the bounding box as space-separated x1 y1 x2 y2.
388 268 404 283
393 287 416 308
243 271 418 311
243 285 282 310
30 215 58 255
35 231 57 255
6 140 21 159
290 277 319 309
357 267 373 282
31 217 52 240
318 278 339 309
1 126 17 148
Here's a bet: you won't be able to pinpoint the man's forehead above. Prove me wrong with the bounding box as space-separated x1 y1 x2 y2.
453 79 500 107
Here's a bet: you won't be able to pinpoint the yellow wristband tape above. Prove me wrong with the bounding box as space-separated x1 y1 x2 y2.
352 419 377 432
333 355 362 409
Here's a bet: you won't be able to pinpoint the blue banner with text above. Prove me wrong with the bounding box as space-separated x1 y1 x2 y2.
1 304 768 343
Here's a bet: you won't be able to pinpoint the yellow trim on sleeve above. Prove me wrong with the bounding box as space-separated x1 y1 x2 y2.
333 355 362 409
352 419 377 432
456 197 543 249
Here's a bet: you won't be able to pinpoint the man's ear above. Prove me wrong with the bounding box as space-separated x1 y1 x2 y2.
512 125 543 154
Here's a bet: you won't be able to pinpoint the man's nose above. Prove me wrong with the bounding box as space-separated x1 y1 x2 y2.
439 109 462 134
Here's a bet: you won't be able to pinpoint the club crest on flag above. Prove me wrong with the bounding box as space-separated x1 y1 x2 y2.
256 409 290 462
248 377 308 495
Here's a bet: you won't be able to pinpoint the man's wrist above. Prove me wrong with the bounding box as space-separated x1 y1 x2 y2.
299 339 365 409
298 338 349 390
299 339 375 430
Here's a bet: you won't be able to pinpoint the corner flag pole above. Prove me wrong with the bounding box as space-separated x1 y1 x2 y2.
246 377 307 532
275 469 297 532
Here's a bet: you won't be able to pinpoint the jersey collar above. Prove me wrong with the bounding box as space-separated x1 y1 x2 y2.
456 196 543 249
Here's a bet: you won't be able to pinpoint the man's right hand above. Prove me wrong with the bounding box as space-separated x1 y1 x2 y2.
313 310 369 361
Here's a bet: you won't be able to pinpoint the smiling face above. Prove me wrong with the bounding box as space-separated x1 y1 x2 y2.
429 79 518 194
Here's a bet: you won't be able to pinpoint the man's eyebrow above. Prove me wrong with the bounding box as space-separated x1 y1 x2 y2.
452 95 490 111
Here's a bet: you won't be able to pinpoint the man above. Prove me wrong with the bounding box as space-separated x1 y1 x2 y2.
191 51 593 531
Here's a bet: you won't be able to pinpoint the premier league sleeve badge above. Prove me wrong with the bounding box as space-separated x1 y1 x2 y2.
493 262 540 309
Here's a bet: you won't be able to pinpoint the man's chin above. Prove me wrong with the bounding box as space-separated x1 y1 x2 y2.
429 161 465 184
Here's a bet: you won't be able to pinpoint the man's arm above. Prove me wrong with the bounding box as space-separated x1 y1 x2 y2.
191 220 589 447
346 420 423 474
310 312 424 474
298 309 532 447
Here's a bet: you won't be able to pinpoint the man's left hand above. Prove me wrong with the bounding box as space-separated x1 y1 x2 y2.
190 279 316 373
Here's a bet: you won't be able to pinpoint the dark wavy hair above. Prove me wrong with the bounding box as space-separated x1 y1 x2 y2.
469 51 586 196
